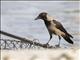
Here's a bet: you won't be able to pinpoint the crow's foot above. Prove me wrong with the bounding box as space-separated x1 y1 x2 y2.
43 43 49 47
55 44 60 48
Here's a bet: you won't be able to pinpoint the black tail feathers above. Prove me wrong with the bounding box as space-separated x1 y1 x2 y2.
67 33 73 38
62 35 73 44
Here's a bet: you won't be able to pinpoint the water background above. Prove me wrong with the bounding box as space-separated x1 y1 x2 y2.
1 1 80 48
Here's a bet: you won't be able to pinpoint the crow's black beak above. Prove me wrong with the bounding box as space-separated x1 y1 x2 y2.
35 16 40 20
35 17 38 20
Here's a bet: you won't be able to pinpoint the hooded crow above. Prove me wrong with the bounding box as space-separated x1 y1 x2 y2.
35 12 73 46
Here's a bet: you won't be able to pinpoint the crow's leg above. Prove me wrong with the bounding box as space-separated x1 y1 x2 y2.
55 36 61 47
43 35 52 47
58 36 61 46
46 34 52 44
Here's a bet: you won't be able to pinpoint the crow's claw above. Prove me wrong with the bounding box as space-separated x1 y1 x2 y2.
55 44 60 48
43 43 49 47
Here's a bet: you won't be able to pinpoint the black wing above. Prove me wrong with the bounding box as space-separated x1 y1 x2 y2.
53 20 73 38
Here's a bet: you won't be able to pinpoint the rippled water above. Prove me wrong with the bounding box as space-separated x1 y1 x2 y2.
1 1 80 48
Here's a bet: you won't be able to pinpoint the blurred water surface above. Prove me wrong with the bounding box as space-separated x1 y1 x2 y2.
1 1 80 48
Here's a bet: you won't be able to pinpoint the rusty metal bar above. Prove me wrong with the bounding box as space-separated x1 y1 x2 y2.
0 30 54 48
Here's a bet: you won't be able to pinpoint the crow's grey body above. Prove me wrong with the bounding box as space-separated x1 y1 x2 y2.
35 12 73 46
44 19 73 44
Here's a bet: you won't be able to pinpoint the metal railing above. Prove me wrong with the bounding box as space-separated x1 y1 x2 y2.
0 39 41 50
0 30 54 50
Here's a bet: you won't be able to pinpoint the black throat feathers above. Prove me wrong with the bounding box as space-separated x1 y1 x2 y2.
44 20 51 27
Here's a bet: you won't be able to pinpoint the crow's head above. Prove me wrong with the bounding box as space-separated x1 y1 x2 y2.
35 12 47 20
